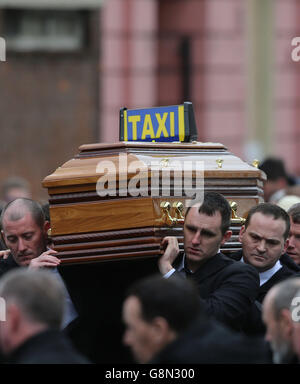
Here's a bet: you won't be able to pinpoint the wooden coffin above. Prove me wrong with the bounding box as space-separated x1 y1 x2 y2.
42 141 266 265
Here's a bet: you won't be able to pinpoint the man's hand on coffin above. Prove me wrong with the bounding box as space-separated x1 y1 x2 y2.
28 249 61 270
158 236 180 275
0 249 10 260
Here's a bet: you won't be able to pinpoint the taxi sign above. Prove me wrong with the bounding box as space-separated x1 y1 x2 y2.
119 102 197 142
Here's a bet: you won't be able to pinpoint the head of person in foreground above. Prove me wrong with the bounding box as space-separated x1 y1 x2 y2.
122 274 202 363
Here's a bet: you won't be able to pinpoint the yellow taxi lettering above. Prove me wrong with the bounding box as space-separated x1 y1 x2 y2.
128 115 141 140
170 112 175 137
155 112 169 138
142 114 155 139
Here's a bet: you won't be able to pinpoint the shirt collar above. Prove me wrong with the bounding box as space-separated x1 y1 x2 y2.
241 256 282 286
178 249 222 274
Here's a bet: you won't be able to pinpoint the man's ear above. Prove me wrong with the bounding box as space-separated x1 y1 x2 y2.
221 230 232 245
43 220 51 235
1 230 7 247
151 317 176 344
279 308 294 338
283 238 289 255
238 225 246 243
6 303 21 334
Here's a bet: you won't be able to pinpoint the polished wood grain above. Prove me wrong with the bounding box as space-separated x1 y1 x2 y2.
50 197 155 235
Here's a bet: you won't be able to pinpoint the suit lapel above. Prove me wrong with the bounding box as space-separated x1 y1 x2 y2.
258 264 293 302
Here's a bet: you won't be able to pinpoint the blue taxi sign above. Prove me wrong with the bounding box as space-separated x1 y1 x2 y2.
119 102 197 142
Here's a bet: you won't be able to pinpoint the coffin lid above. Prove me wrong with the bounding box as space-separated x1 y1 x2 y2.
42 141 265 190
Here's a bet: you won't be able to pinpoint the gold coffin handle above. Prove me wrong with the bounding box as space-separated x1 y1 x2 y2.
160 201 175 226
161 200 245 226
172 201 185 224
230 201 246 224
160 201 185 226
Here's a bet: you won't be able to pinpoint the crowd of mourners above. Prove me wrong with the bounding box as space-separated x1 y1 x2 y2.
0 157 300 364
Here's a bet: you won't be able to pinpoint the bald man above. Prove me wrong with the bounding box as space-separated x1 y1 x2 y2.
262 277 300 364
0 198 77 329
0 198 59 270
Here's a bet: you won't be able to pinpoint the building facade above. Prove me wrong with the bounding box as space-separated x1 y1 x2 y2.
0 0 299 200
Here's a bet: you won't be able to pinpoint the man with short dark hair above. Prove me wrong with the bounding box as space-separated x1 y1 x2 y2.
287 203 300 266
158 192 260 331
259 157 295 202
0 268 89 364
231 203 300 334
123 275 201 364
123 274 270 364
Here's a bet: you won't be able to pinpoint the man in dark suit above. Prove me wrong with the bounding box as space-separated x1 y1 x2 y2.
122 274 270 364
0 268 89 363
0 198 78 329
230 202 300 334
157 191 260 331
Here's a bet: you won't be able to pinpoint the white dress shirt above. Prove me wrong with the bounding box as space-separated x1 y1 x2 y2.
240 256 282 286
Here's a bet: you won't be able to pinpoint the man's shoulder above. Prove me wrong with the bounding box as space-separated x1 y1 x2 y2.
219 252 259 279
226 250 259 273
195 252 259 286
0 254 18 277
227 249 243 261
265 262 298 286
9 329 90 364
152 316 271 364
173 251 259 282
280 253 300 272
219 252 253 270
